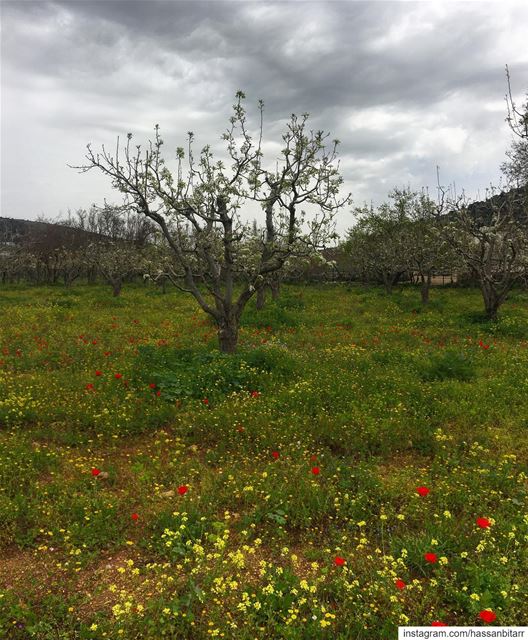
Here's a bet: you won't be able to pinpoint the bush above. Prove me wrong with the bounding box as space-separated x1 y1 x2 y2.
135 344 297 402
241 298 300 328
420 349 476 382
488 315 528 339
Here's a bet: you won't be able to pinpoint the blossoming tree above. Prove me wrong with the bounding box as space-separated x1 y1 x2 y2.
439 186 528 320
501 65 528 188
73 93 350 352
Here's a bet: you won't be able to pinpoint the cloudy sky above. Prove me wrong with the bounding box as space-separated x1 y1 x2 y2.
1 0 528 232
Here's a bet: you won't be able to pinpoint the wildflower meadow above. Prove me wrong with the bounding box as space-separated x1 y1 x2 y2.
0 283 527 638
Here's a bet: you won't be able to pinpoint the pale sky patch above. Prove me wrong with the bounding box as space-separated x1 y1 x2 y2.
1 0 527 232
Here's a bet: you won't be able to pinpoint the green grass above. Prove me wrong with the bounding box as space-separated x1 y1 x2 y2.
0 282 527 638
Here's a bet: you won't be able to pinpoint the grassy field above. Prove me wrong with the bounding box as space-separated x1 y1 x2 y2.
0 283 527 639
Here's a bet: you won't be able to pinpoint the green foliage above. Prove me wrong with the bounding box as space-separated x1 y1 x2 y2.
241 299 299 328
488 314 528 339
135 343 297 401
420 349 476 381
0 283 527 637
147 509 210 561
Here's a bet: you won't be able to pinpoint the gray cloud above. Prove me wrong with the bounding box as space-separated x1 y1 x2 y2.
1 0 527 231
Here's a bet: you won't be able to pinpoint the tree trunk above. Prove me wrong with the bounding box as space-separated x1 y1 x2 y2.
421 273 431 305
480 283 500 321
484 301 499 321
256 286 266 310
112 280 122 297
88 268 97 284
271 277 280 301
383 274 393 294
218 316 239 353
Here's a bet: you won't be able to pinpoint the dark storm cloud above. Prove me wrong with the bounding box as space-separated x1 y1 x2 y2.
1 1 528 226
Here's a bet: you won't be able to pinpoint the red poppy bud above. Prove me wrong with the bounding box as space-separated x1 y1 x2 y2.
431 621 448 627
131 513 139 522
476 517 491 528
479 610 496 623
178 485 188 495
114 373 122 379
272 451 280 459
95 370 102 376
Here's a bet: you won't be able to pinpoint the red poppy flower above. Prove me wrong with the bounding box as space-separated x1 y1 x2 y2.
149 383 156 389
479 610 496 623
131 513 139 522
479 340 490 350
178 485 188 495
431 621 448 627
310 455 317 462
91 468 101 477
85 383 95 391
395 579 406 590
272 451 280 459
156 390 161 397
114 373 122 379
250 390 260 398
424 552 438 563
334 556 345 566
104 351 111 357
476 517 491 529
416 486 430 497
95 370 102 376
202 398 209 405
311 466 320 475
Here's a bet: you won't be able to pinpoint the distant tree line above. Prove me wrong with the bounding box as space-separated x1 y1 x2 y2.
0 206 159 295
2 179 527 322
